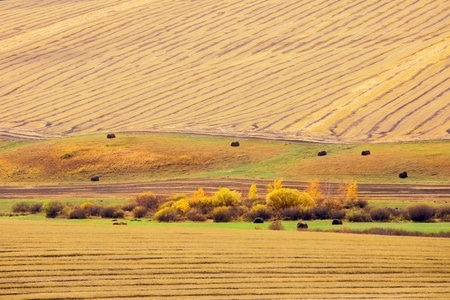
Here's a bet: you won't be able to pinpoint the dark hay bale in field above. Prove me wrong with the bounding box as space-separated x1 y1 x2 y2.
297 222 308 230
317 150 327 156
90 175 100 182
107 133 116 139
230 141 240 147
361 150 371 156
399 171 408 179
253 217 264 224
332 219 343 225
113 222 127 225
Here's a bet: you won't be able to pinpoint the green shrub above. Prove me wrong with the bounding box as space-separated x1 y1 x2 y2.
346 209 372 222
268 220 285 230
212 206 233 222
43 201 65 218
370 207 391 222
407 204 435 222
154 207 180 222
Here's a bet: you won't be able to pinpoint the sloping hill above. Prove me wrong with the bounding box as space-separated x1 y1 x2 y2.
0 0 448 142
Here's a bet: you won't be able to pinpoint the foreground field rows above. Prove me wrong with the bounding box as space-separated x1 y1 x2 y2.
0 219 449 299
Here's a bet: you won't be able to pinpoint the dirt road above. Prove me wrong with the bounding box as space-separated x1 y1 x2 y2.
0 179 449 203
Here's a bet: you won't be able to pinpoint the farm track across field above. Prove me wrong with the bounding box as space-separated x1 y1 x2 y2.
0 179 449 202
0 219 449 299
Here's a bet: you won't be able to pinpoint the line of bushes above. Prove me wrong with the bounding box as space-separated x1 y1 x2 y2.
8 180 450 223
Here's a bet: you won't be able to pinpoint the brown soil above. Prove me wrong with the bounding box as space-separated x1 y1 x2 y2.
0 178 449 203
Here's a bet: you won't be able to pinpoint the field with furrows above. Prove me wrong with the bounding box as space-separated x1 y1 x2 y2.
0 0 448 142
0 219 449 300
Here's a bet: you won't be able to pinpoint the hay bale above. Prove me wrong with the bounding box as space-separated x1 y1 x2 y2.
361 150 371 156
230 141 240 147
107 133 116 139
332 219 343 225
318 150 327 156
296 222 308 230
399 171 408 179
90 175 100 182
253 217 264 224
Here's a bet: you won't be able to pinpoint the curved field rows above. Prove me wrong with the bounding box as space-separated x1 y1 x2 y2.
0 0 449 142
0 219 449 299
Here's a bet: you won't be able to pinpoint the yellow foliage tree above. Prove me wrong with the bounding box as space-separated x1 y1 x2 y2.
305 180 324 202
193 187 205 198
214 187 241 206
345 181 359 202
248 183 258 200
266 188 315 211
267 178 283 193
172 198 190 212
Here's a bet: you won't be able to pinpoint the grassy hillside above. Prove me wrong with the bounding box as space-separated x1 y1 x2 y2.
0 0 448 142
0 133 448 184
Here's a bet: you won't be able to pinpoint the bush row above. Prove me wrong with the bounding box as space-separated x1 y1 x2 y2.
9 181 450 223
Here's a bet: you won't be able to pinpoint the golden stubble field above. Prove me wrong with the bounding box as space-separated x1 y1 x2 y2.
0 219 449 300
0 0 449 142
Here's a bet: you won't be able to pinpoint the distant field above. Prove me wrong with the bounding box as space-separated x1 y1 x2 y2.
0 219 449 299
0 133 448 184
0 0 448 142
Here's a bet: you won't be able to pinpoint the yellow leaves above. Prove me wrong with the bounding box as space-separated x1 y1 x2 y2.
266 188 315 210
248 184 258 200
267 178 283 193
344 180 359 202
172 198 190 213
305 179 324 202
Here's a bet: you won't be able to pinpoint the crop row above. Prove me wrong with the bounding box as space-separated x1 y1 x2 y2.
1 219 449 299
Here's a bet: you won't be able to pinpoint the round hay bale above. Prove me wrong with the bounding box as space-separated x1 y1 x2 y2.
318 150 327 156
296 222 308 230
332 219 343 225
399 171 408 179
253 217 264 224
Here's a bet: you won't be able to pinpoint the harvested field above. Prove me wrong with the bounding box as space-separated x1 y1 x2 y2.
0 219 449 299
0 0 448 142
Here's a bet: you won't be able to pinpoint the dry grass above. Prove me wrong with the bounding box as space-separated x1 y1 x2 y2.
0 134 449 184
0 219 449 299
0 133 288 183
0 0 448 142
